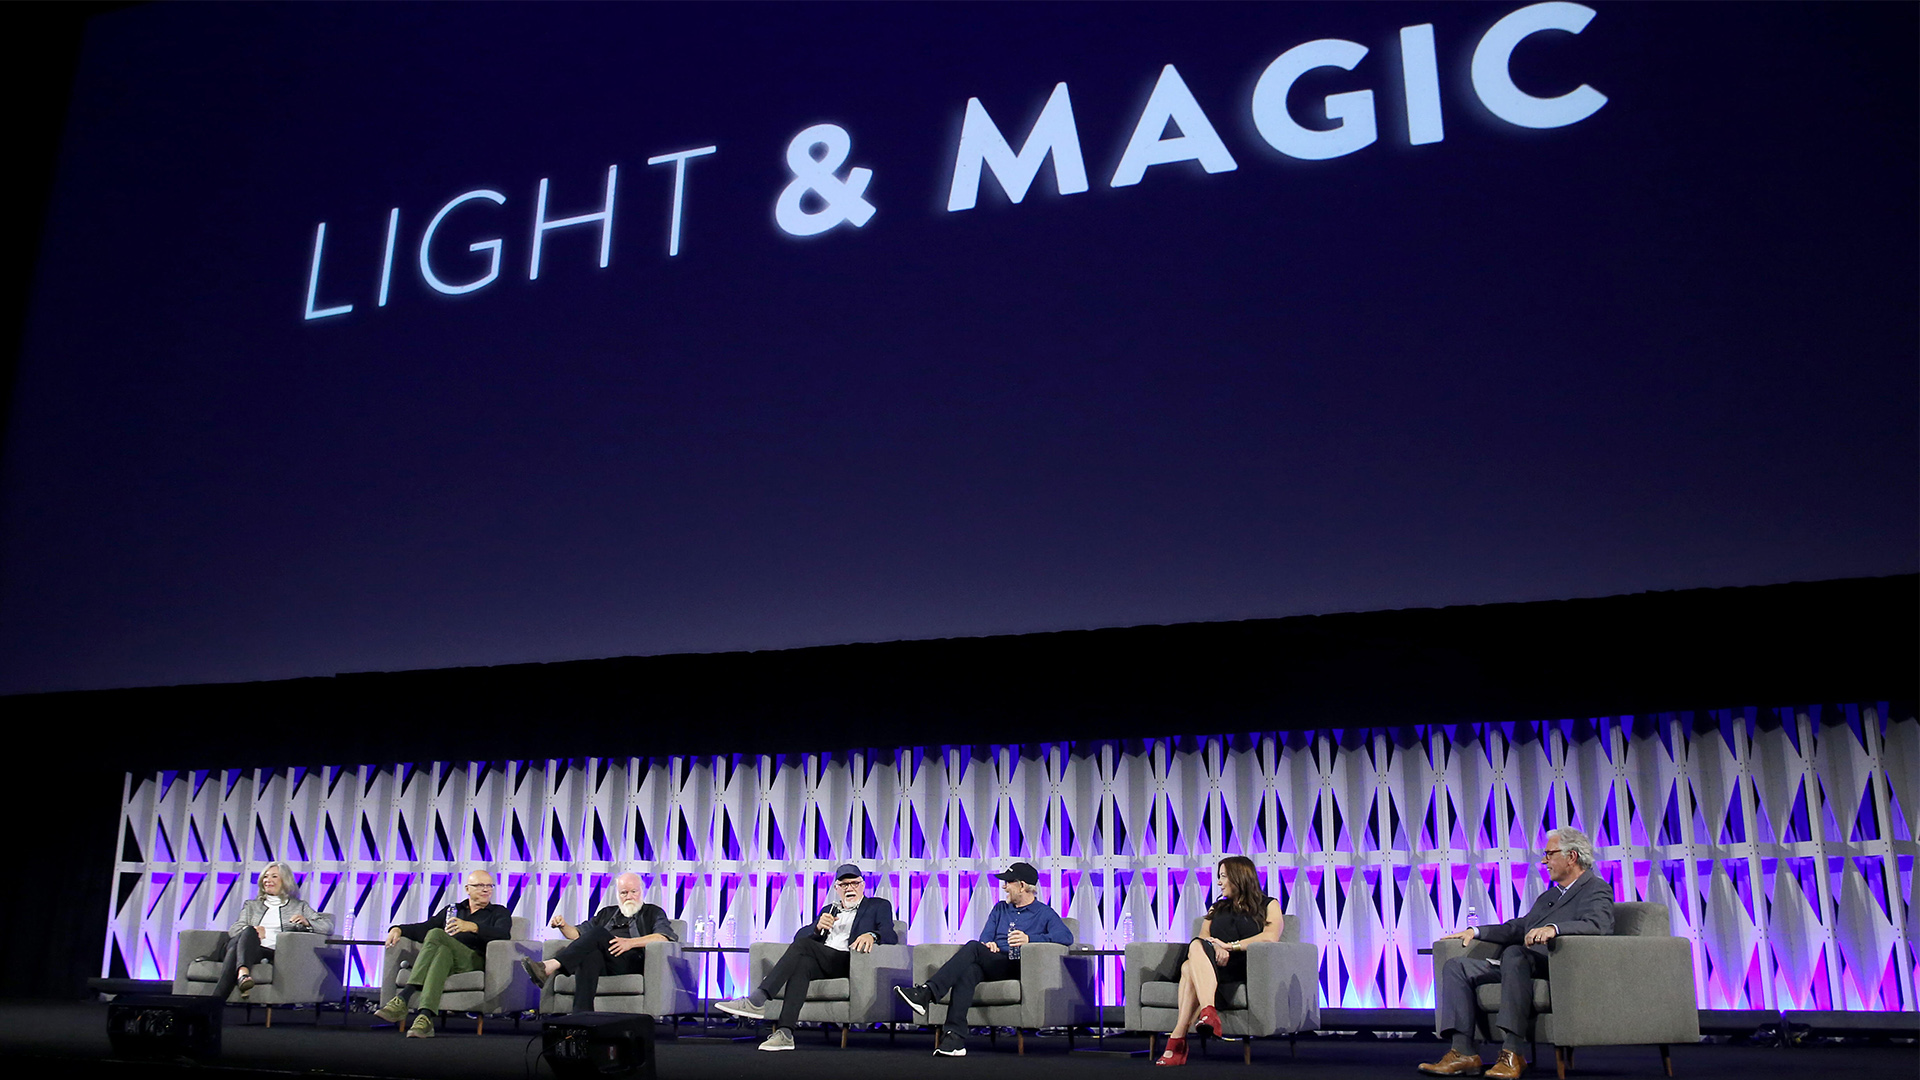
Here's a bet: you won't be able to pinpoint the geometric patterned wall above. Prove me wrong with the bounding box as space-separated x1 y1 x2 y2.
110 704 1916 1011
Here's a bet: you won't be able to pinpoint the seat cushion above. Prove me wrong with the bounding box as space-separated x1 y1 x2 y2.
794 978 852 1001
184 960 274 985
1140 980 1246 1009
945 979 1021 1007
555 973 648 997
1476 980 1551 1012
442 970 487 993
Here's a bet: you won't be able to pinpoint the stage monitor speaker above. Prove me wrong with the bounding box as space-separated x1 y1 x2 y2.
542 1012 656 1078
107 993 223 1059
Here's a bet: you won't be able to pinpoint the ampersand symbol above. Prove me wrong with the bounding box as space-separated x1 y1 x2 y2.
774 124 876 237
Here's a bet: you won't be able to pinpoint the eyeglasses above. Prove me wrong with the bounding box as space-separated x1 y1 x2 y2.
466 883 496 890
1542 849 1565 859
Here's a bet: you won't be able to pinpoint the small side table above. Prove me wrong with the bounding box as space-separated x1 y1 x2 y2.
1069 947 1146 1057
681 946 755 1042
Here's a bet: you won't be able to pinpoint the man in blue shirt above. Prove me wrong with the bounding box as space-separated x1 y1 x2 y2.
896 861 1073 1057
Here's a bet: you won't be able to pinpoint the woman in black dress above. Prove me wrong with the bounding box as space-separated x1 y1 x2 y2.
1155 855 1284 1066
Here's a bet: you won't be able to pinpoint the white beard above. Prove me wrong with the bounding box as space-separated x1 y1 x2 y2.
617 898 643 918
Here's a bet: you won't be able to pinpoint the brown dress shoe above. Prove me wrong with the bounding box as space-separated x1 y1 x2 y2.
1484 1050 1528 1079
1418 1050 1484 1076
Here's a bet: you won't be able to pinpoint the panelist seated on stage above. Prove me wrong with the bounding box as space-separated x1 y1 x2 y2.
201 861 336 1002
374 869 512 1038
895 861 1073 1058
1152 855 1284 1067
1419 827 1615 1080
717 863 898 1052
520 872 677 1009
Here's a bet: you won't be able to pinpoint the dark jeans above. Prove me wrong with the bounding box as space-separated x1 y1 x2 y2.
554 922 647 1010
759 937 852 1030
1436 944 1547 1044
210 928 274 1001
926 941 1018 1033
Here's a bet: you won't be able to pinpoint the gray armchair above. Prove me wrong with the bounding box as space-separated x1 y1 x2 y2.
746 919 912 1045
1125 912 1320 1063
543 919 696 1018
174 929 346 1025
382 916 539 1033
910 916 1095 1053
1430 901 1699 1077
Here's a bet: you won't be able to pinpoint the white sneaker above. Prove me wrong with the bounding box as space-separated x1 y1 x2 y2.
759 1027 796 1051
717 997 765 1020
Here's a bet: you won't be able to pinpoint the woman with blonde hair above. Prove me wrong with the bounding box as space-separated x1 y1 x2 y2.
208 862 334 1001
1155 855 1284 1066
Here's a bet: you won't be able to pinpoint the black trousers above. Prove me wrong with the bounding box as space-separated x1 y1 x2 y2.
210 929 274 1001
554 922 646 1010
759 937 852 1030
926 941 1018 1032
1436 944 1547 1044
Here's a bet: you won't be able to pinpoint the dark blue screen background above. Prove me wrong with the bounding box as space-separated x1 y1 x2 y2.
1 2 1912 694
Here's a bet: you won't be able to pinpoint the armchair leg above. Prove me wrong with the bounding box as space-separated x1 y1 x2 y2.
1018 1028 1026 1055
1149 1033 1157 1059
477 1017 485 1036
265 1007 272 1029
1659 1044 1673 1076
1243 1039 1252 1065
1289 1036 1297 1057
840 1024 848 1048
1555 1046 1568 1079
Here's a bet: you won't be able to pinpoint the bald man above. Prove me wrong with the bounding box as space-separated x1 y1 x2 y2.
522 872 677 1011
375 869 512 1038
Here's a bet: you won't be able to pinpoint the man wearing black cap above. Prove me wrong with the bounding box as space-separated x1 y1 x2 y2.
717 863 898 1051
896 861 1073 1057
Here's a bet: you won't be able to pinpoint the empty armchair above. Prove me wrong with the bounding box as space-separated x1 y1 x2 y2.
1430 901 1699 1077
1125 912 1320 1062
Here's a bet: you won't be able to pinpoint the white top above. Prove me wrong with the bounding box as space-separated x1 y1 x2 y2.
259 896 286 950
822 904 857 952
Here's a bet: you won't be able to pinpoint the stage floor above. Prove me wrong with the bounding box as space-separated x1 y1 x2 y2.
1 1000 1913 1080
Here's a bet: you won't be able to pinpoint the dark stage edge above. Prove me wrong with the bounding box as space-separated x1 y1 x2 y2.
3 1002 1917 1080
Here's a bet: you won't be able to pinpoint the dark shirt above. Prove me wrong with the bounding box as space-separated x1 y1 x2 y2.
586 903 676 941
394 900 511 952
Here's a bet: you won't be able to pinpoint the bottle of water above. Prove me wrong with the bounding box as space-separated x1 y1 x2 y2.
692 914 713 946
1007 911 1022 960
1119 912 1135 945
443 904 458 930
1465 904 1479 929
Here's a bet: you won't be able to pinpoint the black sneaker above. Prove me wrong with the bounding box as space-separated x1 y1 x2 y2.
896 984 932 1016
935 1028 967 1057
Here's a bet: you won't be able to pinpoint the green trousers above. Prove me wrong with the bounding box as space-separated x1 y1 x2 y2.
406 928 481 1011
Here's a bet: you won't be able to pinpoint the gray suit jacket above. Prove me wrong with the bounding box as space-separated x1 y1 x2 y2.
228 896 335 940
1474 871 1613 959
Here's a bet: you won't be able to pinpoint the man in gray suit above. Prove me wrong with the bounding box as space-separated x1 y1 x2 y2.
1419 827 1614 1080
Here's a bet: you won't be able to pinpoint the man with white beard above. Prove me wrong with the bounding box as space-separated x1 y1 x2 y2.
522 872 677 1011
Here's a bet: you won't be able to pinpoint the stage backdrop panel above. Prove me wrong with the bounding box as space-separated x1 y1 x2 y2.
109 705 1916 1012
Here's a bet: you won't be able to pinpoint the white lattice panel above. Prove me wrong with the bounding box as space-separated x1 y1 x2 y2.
108 706 1916 1010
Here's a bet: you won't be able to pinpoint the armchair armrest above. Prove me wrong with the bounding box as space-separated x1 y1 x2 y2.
911 942 964 988
1545 936 1699 1046
849 943 913 1021
642 940 694 1015
173 930 225 992
269 932 346 1003
1016 942 1096 1030
482 938 543 1013
1240 940 1320 1036
1123 942 1187 1031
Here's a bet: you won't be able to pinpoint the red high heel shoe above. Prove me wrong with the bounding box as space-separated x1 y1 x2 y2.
1155 1036 1188 1066
1197 1005 1225 1037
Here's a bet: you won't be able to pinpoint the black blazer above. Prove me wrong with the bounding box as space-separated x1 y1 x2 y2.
1476 871 1615 959
791 896 899 947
